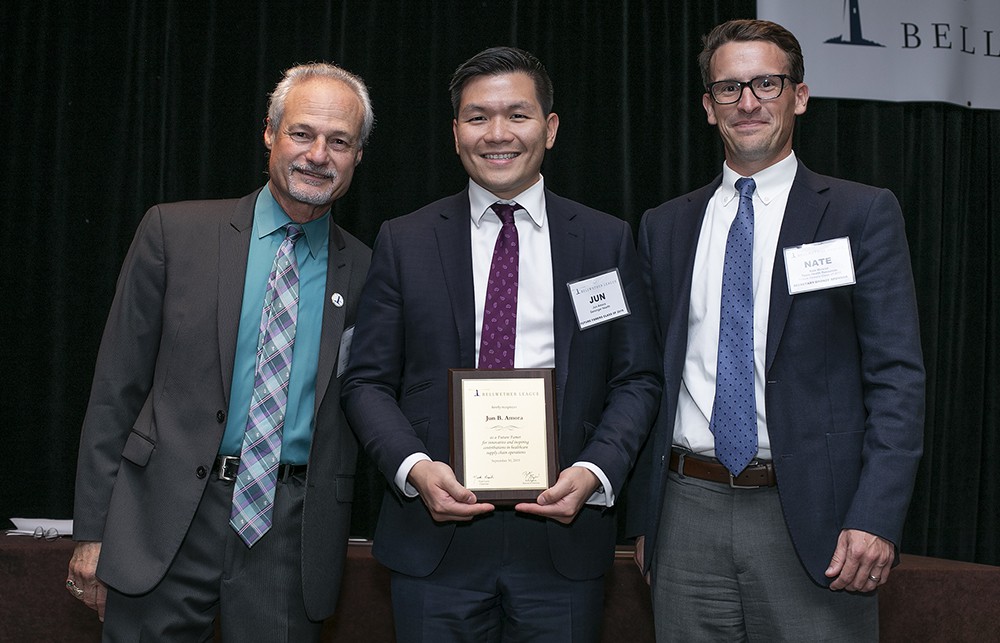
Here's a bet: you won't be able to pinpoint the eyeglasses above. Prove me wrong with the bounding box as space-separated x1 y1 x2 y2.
706 74 798 105
33 526 60 541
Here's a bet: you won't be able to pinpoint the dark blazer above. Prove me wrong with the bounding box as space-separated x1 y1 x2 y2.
630 161 925 586
341 188 661 581
73 189 370 620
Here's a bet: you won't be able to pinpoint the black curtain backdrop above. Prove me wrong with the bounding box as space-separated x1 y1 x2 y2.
1 1 996 566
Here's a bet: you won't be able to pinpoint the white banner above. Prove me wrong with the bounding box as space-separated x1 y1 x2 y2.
757 0 1000 110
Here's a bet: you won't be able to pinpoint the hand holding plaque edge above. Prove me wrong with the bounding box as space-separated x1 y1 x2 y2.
409 460 496 522
514 466 599 524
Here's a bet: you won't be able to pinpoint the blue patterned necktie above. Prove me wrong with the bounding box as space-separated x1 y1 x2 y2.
478 202 519 369
710 178 758 476
230 223 304 547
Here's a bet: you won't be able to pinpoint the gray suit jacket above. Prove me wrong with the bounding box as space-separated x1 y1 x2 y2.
73 188 370 620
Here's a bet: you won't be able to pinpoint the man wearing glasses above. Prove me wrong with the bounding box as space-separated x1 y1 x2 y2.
630 19 924 641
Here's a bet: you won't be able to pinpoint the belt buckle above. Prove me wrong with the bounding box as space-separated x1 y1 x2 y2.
729 476 760 489
729 462 761 490
217 455 240 482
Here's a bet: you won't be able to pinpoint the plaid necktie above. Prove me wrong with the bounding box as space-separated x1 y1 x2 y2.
230 223 304 547
710 178 758 476
478 202 519 369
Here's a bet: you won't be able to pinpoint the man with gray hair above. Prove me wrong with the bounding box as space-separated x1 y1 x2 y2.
66 62 373 640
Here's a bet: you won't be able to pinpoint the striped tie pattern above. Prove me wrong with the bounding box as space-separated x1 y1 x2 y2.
230 223 303 547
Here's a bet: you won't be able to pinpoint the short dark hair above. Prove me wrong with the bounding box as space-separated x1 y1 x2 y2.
698 19 805 88
449 46 554 117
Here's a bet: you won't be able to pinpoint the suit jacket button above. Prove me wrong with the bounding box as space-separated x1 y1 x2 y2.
216 410 226 423
196 466 208 479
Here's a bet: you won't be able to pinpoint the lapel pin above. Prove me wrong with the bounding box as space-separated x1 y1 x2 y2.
331 293 344 307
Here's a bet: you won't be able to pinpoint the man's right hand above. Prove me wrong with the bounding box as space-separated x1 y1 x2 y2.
408 460 495 522
633 535 651 585
67 541 107 621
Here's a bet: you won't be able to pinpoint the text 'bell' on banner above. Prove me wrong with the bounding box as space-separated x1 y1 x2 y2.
757 0 1000 110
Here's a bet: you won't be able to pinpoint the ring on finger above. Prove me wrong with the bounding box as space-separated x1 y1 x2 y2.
868 574 880 583
66 578 84 598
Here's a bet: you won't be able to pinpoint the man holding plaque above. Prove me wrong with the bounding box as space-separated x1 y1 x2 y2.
629 20 924 641
342 46 660 642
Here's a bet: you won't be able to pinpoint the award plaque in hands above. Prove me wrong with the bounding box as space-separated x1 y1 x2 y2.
449 368 559 503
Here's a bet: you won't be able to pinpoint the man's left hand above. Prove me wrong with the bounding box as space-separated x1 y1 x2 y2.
825 528 894 592
514 466 600 524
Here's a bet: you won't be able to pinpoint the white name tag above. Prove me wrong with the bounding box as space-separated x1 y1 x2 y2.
567 269 631 330
337 325 355 377
783 237 856 295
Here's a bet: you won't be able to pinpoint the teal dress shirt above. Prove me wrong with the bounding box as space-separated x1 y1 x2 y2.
219 185 329 463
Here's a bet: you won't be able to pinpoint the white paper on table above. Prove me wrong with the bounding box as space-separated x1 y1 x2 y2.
7 517 74 536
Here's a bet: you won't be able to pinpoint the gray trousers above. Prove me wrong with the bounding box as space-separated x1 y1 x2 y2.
102 471 321 643
651 470 877 642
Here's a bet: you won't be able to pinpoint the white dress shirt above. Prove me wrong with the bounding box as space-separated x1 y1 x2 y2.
469 179 555 368
673 153 798 460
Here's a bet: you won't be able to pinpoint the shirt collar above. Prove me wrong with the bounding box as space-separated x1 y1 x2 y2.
255 184 330 257
720 151 798 207
468 177 547 228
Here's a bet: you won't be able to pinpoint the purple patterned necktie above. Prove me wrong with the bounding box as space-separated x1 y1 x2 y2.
230 223 304 547
478 202 519 369
710 178 758 476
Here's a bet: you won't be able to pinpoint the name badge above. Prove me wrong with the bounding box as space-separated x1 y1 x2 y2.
783 237 856 295
337 325 355 377
566 268 631 330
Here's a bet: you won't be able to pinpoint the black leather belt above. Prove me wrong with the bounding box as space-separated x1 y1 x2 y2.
213 455 307 483
669 449 777 488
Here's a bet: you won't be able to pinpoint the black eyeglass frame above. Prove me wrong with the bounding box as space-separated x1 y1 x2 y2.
705 74 800 105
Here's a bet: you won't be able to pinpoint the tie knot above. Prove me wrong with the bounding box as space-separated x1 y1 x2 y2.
284 223 304 243
735 178 756 200
490 202 518 226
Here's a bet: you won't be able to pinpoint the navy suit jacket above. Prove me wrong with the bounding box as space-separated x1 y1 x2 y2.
630 162 925 585
73 189 370 620
342 188 661 580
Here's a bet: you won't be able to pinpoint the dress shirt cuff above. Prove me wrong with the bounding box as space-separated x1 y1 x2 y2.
573 461 614 507
395 453 432 497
